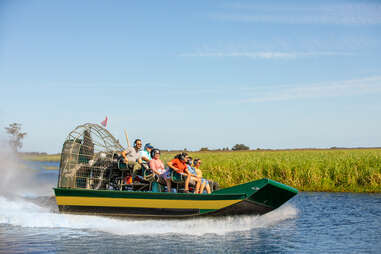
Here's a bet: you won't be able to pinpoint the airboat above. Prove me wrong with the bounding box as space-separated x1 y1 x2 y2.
54 123 298 217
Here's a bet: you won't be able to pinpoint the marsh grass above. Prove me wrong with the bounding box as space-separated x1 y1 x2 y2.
161 149 381 192
25 149 381 192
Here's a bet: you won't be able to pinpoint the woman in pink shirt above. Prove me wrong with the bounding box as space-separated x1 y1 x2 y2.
149 149 171 192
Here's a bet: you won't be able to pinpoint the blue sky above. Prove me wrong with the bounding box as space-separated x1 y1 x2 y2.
1 0 381 153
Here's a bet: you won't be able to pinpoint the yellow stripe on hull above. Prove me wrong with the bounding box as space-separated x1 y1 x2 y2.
56 196 241 210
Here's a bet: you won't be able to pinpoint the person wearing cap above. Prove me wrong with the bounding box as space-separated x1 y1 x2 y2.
140 143 154 163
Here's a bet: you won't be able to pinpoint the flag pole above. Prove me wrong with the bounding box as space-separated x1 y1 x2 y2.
124 129 131 148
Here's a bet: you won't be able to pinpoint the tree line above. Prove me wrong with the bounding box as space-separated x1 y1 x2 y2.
199 144 250 152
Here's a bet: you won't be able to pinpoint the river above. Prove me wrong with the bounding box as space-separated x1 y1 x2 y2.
0 161 380 253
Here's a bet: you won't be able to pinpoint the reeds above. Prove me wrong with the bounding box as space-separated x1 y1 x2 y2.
162 149 381 192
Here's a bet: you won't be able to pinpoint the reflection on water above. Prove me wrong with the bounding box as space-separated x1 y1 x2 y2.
1 160 381 253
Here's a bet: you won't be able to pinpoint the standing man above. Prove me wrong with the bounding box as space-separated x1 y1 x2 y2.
121 139 143 179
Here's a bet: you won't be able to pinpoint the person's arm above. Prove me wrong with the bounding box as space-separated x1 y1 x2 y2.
121 150 128 163
187 166 198 177
141 156 150 162
139 151 149 162
167 161 180 173
184 167 190 175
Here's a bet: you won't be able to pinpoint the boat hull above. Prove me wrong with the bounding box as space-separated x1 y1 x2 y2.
54 178 298 217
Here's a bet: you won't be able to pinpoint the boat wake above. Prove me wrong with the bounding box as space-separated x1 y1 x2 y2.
0 145 298 236
0 195 298 236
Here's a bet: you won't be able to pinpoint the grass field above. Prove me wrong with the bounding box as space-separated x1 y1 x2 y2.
23 149 381 192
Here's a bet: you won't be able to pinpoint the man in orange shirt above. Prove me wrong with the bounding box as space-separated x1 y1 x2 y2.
167 152 192 193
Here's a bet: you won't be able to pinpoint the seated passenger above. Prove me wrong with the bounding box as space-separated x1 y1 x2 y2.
140 143 154 168
186 157 201 194
193 158 211 194
167 152 191 193
149 149 171 191
121 139 143 180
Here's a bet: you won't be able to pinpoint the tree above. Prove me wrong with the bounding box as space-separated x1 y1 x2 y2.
5 123 27 152
232 144 250 151
200 147 209 151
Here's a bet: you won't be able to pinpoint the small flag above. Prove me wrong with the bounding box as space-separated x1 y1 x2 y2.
101 116 108 127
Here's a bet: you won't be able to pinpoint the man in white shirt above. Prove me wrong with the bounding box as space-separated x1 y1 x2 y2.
121 139 143 179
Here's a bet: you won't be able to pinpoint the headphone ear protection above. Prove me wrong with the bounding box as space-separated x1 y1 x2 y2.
134 139 141 146
151 149 160 158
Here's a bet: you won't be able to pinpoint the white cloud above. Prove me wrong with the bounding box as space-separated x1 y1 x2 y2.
212 3 381 25
240 76 381 103
180 51 352 59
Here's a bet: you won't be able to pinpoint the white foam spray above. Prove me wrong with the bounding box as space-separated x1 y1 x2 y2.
0 144 54 197
0 144 298 236
0 195 298 236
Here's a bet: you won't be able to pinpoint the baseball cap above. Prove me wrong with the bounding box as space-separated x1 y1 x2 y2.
145 143 154 149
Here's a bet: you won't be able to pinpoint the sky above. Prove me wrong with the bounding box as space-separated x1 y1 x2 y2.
0 0 381 153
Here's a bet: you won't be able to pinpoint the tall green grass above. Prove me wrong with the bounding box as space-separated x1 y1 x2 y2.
161 149 381 192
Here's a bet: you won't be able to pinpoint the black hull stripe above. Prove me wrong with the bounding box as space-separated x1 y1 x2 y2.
58 205 201 217
208 200 274 216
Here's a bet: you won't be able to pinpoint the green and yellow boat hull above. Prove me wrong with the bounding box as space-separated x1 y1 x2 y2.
54 178 298 217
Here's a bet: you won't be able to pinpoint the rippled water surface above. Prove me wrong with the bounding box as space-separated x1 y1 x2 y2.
1 161 381 253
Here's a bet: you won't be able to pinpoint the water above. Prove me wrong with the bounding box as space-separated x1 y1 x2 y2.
1 161 381 253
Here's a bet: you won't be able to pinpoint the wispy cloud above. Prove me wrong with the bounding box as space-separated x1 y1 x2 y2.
180 51 352 59
240 76 381 103
211 3 381 25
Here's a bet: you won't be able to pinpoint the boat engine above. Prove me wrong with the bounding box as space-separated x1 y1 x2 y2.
57 123 124 190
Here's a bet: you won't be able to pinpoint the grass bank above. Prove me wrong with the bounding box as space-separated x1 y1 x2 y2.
21 153 60 162
24 149 381 192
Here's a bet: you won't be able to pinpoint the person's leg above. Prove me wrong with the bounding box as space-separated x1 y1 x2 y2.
184 173 191 191
200 180 206 194
205 182 211 194
131 162 141 179
165 178 172 192
188 177 198 193
163 169 172 192
195 178 201 194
